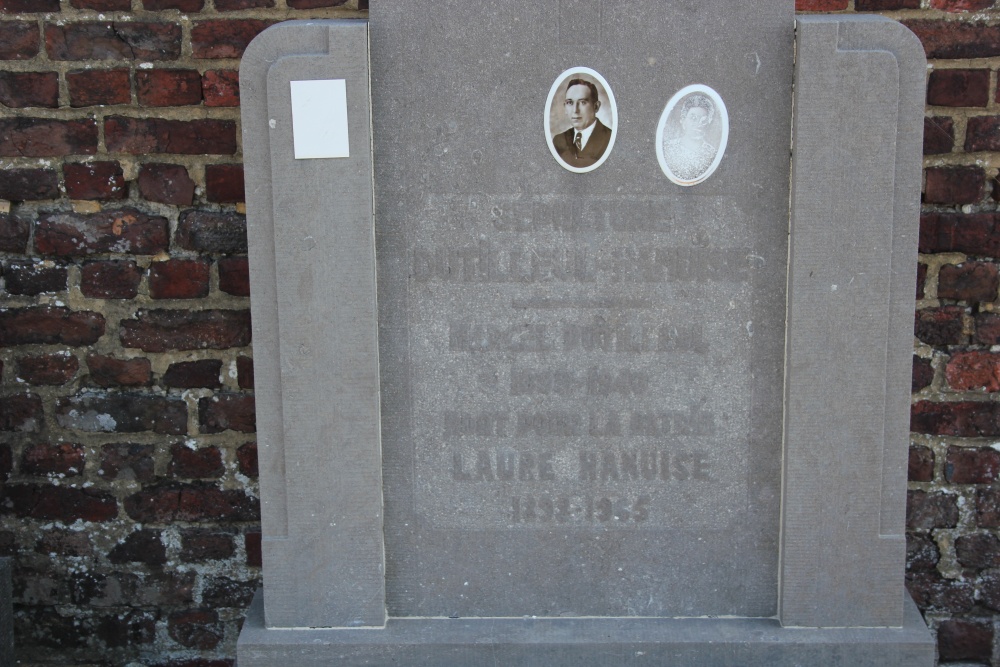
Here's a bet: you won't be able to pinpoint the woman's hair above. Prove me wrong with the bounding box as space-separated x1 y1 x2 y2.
680 94 715 125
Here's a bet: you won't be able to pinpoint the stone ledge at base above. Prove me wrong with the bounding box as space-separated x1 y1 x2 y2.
237 590 935 667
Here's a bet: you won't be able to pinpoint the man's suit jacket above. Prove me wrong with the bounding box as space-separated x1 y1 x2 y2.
553 120 612 168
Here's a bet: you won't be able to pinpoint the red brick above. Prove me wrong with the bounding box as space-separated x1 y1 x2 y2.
163 359 222 389
237 442 257 477
136 69 202 107
0 214 29 252
794 0 847 8
976 312 1000 344
191 19 273 59
1 0 60 11
105 116 237 155
205 164 244 203
149 259 211 299
912 356 933 392
180 529 235 562
903 20 1000 59
938 619 993 662
219 256 250 296
202 69 239 107
923 116 954 155
938 262 998 302
927 69 990 107
137 163 194 205
36 208 169 257
0 71 58 108
924 165 985 205
177 211 247 254
70 0 132 9
99 443 154 482
856 0 919 8
64 161 127 201
0 22 38 60
914 306 966 346
288 0 350 6
245 531 261 567
56 393 187 435
977 487 1000 526
930 0 995 9
66 69 131 107
16 354 79 386
86 355 151 388
911 400 1000 437
966 116 1000 152
956 532 1000 569
169 443 223 479
80 260 141 299
22 443 84 477
236 356 254 390
0 118 98 157
124 481 259 523
0 393 42 432
120 309 251 352
216 0 273 7
909 445 934 482
45 22 182 61
919 211 1000 256
199 394 255 434
143 0 204 9
907 489 959 530
2 484 117 522
168 609 222 650
0 307 105 347
946 350 1000 391
0 168 59 201
3 259 67 295
946 446 1000 484
109 529 166 565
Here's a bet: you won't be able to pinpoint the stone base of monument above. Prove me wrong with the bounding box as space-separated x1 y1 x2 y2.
238 590 933 667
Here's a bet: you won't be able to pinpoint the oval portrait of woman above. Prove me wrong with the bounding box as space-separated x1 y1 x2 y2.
544 67 618 174
656 84 729 186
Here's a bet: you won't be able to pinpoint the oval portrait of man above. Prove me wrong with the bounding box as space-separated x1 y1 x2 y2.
544 67 618 174
656 84 729 186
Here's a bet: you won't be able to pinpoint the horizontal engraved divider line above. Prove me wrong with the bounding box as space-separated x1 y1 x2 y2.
511 298 654 309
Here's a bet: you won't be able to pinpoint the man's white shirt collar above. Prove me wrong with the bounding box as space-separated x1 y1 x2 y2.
575 120 598 149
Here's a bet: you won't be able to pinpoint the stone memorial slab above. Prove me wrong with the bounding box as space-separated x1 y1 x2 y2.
237 4 935 665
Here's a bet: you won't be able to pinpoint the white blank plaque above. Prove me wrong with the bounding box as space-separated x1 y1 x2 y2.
290 79 350 159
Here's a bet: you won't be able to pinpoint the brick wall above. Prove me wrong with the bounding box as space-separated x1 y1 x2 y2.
0 0 996 664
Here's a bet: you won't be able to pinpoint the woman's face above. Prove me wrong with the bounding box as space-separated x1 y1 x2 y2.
681 106 710 138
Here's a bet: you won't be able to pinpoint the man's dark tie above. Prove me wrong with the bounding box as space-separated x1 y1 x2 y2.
574 132 582 153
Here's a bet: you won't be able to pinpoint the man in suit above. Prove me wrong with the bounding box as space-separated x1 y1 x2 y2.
552 78 611 168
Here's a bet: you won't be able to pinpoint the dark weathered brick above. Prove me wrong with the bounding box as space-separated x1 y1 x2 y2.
86 355 151 388
976 487 1000 527
920 211 1000 256
906 571 975 612
22 443 84 477
856 0 919 8
937 619 994 662
36 208 169 257
906 534 940 572
924 165 985 205
120 309 251 352
907 489 959 529
946 446 1000 484
938 262 998 302
912 400 1000 437
927 68 990 107
216 0 274 8
124 481 259 523
0 118 98 157
912 356 933 392
946 350 1000 391
105 116 236 155
0 393 42 432
163 359 222 389
909 445 934 483
1 0 60 10
64 161 127 201
1 484 117 522
931 0 996 10
0 71 59 108
45 22 182 61
202 576 256 607
70 0 132 9
237 442 257 477
149 259 211 299
180 529 235 562
0 214 29 253
169 442 223 479
80 260 141 299
0 307 105 347
976 312 1000 344
218 256 250 297
0 22 39 60
924 116 954 155
903 20 1000 59
191 19 273 59
16 353 79 386
36 529 93 558
288 0 349 6
0 168 59 201
914 306 965 346
3 259 67 295
96 610 156 649
71 570 194 607
109 529 166 565
66 69 131 107
199 394 255 434
136 69 202 106
205 164 244 203
137 163 194 205
55 393 187 435
245 530 261 567
966 116 1000 152
176 211 247 254
202 69 239 107
236 356 254 390
955 532 1000 569
99 443 154 482
143 0 204 9
168 609 222 650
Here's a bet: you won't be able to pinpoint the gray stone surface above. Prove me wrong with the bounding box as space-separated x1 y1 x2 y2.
240 20 384 628
781 15 926 629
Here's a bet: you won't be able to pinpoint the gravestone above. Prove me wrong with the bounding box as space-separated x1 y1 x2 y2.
236 2 936 665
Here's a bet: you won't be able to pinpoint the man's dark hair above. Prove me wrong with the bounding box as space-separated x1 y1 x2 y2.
565 78 598 104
